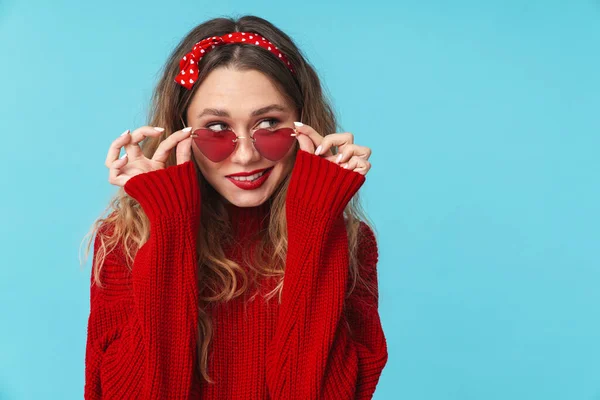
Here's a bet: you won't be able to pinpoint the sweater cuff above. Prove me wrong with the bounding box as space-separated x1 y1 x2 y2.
286 149 366 218
123 160 201 221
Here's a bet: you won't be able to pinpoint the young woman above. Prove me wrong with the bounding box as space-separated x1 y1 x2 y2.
83 14 387 399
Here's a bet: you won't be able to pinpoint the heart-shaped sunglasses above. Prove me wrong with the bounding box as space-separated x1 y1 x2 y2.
179 116 299 163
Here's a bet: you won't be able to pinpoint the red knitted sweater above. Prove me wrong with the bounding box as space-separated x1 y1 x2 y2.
84 149 388 399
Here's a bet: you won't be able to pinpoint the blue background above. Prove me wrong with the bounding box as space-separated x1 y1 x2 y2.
0 0 599 399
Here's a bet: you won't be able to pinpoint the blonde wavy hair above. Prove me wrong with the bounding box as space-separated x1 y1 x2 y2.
80 14 378 384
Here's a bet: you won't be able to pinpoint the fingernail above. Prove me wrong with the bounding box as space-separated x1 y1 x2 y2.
315 145 322 156
120 153 127 159
343 163 348 169
183 127 192 132
293 121 303 127
336 153 343 163
153 126 165 132
120 129 130 136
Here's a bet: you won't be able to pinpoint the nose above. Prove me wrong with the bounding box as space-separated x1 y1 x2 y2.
229 133 261 164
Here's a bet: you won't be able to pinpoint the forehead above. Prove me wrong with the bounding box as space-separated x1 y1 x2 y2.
188 67 289 114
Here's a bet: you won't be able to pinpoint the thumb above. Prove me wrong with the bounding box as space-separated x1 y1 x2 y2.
294 132 316 154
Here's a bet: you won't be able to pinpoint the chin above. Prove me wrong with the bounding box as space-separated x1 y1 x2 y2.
225 191 272 207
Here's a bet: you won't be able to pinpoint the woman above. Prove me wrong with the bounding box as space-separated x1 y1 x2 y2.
83 14 388 399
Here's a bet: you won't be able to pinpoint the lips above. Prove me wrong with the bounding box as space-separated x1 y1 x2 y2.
226 167 272 177
226 166 274 190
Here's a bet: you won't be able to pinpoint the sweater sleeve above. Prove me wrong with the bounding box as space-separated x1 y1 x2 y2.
265 149 388 399
84 160 201 399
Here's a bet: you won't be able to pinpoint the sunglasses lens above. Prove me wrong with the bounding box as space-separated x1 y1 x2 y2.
253 128 296 161
192 129 236 162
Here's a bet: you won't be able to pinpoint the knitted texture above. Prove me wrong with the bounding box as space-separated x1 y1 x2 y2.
85 150 388 399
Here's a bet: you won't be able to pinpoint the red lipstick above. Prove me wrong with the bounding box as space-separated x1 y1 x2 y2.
226 167 274 190
226 167 270 177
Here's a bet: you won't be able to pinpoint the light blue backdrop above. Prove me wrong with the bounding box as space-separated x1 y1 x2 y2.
0 0 598 399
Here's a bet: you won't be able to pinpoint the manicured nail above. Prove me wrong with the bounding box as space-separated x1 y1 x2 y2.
153 126 165 132
120 153 127 159
293 121 303 127
336 153 343 163
120 129 130 136
183 127 192 132
315 145 322 155
343 163 348 169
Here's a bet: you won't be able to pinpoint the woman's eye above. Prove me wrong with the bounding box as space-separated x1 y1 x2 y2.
257 118 280 129
206 122 229 132
206 118 280 132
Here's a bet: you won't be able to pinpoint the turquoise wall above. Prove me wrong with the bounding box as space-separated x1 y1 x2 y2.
0 1 598 398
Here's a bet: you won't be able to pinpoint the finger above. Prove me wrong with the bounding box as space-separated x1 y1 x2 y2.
343 157 371 175
335 144 372 165
342 155 360 171
105 130 132 168
354 158 371 175
126 126 166 159
294 130 316 154
175 135 194 165
316 132 354 157
332 143 356 165
151 127 193 164
108 158 129 187
293 123 326 155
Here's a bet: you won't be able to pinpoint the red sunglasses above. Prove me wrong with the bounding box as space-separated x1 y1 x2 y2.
180 116 300 163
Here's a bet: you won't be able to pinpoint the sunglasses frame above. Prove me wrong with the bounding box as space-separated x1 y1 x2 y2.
178 114 302 161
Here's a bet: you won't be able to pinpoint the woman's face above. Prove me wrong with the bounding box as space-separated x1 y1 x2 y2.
185 67 299 207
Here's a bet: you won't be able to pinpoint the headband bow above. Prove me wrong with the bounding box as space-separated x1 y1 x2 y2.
174 32 295 90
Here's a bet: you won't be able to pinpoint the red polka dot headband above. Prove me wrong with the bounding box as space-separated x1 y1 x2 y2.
174 32 295 90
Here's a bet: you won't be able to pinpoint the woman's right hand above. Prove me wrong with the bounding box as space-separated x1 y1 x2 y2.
106 126 194 187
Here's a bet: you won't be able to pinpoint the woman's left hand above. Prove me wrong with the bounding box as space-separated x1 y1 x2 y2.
293 122 372 176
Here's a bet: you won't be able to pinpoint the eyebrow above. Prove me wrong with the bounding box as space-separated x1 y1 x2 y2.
196 104 288 119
